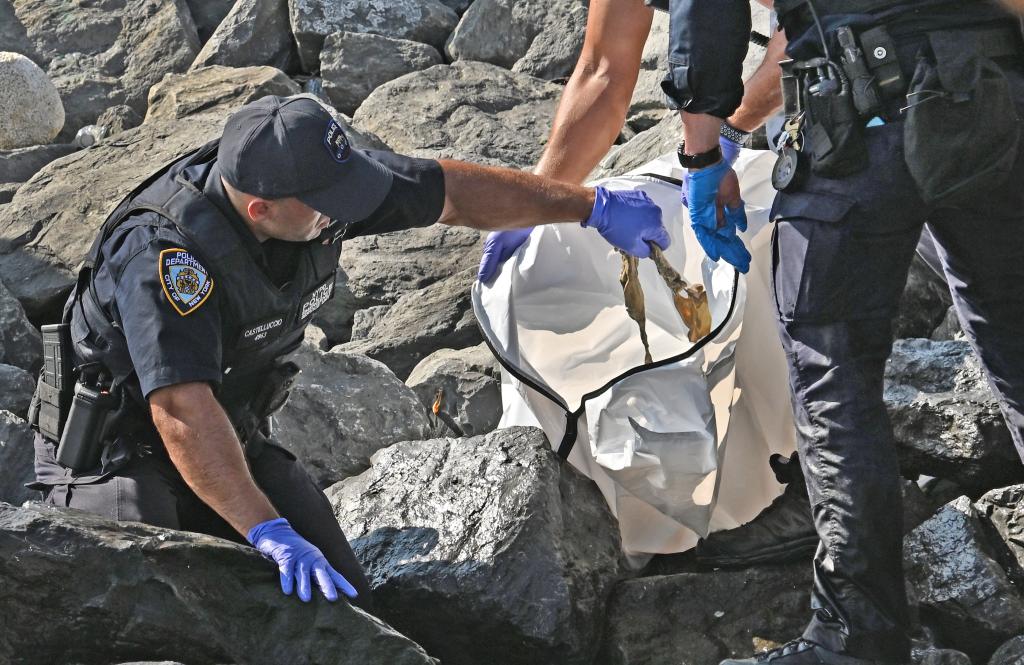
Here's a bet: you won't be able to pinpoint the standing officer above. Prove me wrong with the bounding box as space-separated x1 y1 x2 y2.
29 94 670 607
660 1 1024 664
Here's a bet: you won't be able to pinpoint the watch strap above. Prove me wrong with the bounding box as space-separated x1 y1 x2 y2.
720 120 751 146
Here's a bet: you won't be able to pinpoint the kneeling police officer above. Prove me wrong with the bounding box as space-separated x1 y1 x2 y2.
28 94 671 606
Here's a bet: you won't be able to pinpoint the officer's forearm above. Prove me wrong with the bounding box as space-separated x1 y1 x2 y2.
534 0 654 184
436 160 595 230
150 382 278 536
727 29 787 133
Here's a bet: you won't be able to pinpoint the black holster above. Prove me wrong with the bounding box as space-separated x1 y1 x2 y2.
230 361 301 452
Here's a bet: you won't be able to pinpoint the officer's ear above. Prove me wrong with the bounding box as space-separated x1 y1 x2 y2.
246 198 273 223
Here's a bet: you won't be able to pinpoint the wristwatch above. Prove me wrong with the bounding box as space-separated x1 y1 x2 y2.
720 120 751 147
676 143 723 169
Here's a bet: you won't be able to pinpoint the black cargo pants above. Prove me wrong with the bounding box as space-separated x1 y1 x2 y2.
770 50 1024 662
33 435 373 610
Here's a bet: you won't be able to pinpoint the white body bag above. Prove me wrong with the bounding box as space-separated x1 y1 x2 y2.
472 150 797 560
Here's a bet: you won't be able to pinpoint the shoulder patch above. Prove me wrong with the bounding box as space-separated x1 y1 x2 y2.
159 248 214 316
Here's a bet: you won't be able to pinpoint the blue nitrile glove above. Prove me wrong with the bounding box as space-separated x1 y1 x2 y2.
686 160 751 273
681 135 742 206
583 186 670 258
477 227 533 284
247 517 358 603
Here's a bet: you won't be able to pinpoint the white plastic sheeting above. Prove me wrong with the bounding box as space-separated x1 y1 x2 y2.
472 150 797 560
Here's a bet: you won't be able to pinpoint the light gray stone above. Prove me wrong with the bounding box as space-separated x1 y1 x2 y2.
0 278 41 371
989 636 1024 665
353 61 562 168
327 426 626 665
0 142 78 185
976 485 1024 580
274 338 432 487
144 65 300 123
289 0 459 72
591 112 682 182
0 364 34 419
405 343 501 437
349 304 391 341
190 0 299 73
0 52 64 149
0 411 35 505
96 103 142 135
0 501 439 665
320 31 442 115
445 0 588 80
885 340 1024 493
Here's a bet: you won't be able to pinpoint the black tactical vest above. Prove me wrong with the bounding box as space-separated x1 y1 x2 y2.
68 140 341 437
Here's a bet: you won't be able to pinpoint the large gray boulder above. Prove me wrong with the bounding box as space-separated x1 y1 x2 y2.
320 31 442 116
353 61 562 168
0 278 42 371
904 496 1024 662
405 343 501 437
976 485 1024 578
885 339 1023 493
445 0 588 80
0 502 438 665
288 0 459 72
274 337 432 488
990 637 1024 665
0 411 35 505
338 268 481 380
13 0 201 140
598 563 812 665
0 112 226 320
326 426 626 665
316 224 482 344
0 364 34 418
190 0 299 73
0 52 64 149
144 65 300 123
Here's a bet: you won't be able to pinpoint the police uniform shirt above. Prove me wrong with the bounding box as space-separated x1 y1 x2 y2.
91 151 445 399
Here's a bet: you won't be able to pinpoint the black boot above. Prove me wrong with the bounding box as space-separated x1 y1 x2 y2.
720 639 899 665
695 452 818 567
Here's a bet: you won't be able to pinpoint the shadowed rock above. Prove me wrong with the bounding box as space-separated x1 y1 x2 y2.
406 343 502 437
0 412 35 505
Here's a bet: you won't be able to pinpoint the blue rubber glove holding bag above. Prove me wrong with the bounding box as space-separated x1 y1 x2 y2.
686 158 751 274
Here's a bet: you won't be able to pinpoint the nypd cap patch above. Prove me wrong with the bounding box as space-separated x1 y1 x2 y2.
323 119 351 163
159 248 214 316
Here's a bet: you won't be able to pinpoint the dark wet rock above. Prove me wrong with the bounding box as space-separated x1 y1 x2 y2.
96 103 143 135
288 0 459 72
598 563 812 665
0 112 225 320
446 0 588 80
0 182 18 205
337 268 481 380
885 339 1023 493
320 31 442 115
0 277 41 371
904 496 1024 662
144 65 300 123
353 61 561 168
976 485 1024 580
0 501 438 665
327 426 626 665
896 253 953 339
191 0 299 73
405 343 501 437
989 636 1024 665
0 143 77 184
275 337 432 487
0 364 34 419
0 411 35 505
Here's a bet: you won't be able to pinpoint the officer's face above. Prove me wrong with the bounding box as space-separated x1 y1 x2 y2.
250 197 330 243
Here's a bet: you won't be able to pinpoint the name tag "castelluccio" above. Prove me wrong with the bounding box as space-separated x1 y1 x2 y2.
300 275 335 321
239 316 286 348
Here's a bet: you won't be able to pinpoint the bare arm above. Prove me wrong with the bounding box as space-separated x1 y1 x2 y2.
150 382 278 537
533 0 654 183
436 160 595 231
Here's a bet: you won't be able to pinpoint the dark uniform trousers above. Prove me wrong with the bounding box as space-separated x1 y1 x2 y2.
771 56 1024 660
38 435 374 611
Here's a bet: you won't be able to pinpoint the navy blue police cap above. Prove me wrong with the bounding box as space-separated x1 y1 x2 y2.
218 94 394 223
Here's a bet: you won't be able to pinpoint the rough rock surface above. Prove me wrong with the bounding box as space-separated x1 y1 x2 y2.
885 339 1023 493
96 103 143 135
0 143 77 185
145 65 300 123
0 502 439 665
183 0 234 43
989 637 1024 665
896 254 953 339
338 269 481 379
0 182 18 205
327 426 626 665
916 650 974 665
0 52 64 149
976 485 1024 579
0 112 226 320
598 563 812 665
191 0 299 73
904 496 1024 662
316 224 482 343
406 343 502 437
353 61 561 168
320 31 442 115
590 113 682 182
274 337 432 487
289 0 459 72
446 0 588 80
0 278 41 371
0 364 34 418
0 411 35 505
349 304 391 341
